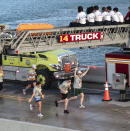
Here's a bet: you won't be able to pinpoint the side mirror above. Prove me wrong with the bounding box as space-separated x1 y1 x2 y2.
20 56 22 62
4 55 7 60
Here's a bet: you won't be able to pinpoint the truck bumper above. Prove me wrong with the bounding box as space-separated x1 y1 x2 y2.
53 71 74 79
53 65 88 79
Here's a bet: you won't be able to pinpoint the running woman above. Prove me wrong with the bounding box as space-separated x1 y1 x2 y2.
28 82 44 117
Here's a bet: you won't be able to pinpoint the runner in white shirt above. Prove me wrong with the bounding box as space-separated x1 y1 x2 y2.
113 7 124 24
69 6 86 27
94 5 103 26
86 6 95 26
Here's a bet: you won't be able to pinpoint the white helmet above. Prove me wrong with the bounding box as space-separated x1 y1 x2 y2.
32 64 36 69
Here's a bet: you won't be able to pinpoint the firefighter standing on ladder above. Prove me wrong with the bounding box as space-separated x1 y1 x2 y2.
23 64 37 95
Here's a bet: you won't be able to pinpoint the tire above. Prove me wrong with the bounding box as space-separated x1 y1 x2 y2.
0 82 3 91
36 69 52 89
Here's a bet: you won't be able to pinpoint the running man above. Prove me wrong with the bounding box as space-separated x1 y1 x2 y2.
0 66 4 90
55 79 71 114
69 66 89 108
28 82 44 117
23 64 37 95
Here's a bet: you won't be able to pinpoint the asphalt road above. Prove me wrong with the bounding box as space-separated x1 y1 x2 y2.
0 82 130 131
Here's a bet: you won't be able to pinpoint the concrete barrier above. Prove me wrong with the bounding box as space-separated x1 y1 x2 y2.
0 118 79 131
83 66 105 83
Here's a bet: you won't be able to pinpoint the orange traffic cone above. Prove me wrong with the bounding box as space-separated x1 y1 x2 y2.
103 81 112 101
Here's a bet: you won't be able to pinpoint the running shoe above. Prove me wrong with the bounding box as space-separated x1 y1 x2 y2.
37 113 43 117
55 100 58 107
79 105 85 109
23 89 26 95
64 110 69 114
29 104 33 111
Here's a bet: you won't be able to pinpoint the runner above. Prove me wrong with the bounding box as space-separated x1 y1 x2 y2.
28 80 37 111
55 79 71 114
28 82 44 117
0 66 4 90
69 66 89 108
23 64 37 95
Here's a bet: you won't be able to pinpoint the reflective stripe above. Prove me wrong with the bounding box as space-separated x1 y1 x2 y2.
105 88 108 90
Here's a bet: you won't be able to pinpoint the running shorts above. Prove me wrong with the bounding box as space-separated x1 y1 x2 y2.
60 93 68 99
34 97 42 102
26 80 35 87
74 88 83 96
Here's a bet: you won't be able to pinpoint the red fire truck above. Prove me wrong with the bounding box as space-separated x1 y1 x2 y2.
105 50 130 100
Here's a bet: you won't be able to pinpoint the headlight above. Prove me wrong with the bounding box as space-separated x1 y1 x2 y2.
71 61 75 65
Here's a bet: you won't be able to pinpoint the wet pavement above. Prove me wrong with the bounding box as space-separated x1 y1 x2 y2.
0 82 130 131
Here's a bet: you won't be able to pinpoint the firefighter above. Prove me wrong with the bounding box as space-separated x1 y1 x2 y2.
69 6 86 27
0 66 4 90
23 64 37 95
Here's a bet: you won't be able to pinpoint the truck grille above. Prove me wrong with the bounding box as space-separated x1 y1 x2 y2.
61 54 78 68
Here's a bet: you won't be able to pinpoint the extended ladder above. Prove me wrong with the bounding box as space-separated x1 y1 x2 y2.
0 24 130 53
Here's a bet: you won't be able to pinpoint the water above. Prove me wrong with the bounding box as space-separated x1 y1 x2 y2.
0 0 129 66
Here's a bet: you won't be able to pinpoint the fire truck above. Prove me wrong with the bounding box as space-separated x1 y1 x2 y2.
2 49 78 88
1 23 79 89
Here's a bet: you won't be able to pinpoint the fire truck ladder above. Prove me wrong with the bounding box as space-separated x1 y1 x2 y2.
0 24 130 53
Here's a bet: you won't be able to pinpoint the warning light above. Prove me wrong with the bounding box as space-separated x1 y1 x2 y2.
16 70 20 73
56 74 59 78
16 50 19 54
93 66 97 69
72 62 74 65
116 79 120 82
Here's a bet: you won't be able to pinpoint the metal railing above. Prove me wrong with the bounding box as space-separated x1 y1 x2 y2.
0 24 130 53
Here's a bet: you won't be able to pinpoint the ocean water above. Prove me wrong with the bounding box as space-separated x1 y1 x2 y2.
0 0 129 66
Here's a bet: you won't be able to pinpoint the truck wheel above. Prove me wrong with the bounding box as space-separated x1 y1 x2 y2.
0 83 3 91
37 74 46 86
36 69 52 89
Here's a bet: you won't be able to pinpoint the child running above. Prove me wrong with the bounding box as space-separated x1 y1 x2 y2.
28 82 44 117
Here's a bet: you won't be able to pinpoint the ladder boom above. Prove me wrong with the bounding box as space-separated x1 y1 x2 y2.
0 24 130 53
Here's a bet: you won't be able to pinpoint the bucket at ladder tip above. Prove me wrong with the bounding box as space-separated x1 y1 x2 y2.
64 63 71 73
102 81 112 101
